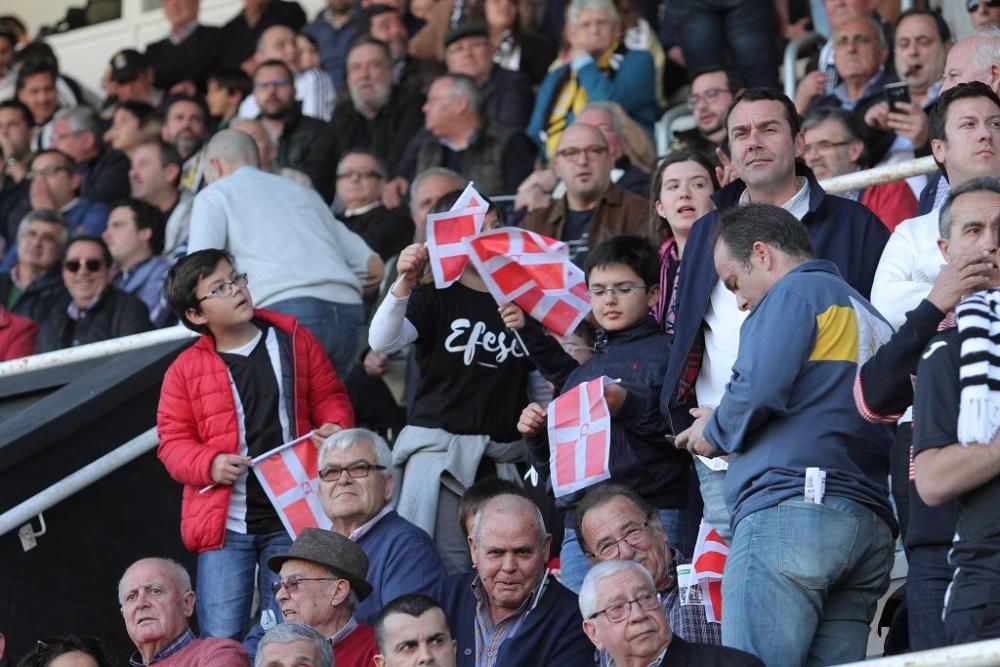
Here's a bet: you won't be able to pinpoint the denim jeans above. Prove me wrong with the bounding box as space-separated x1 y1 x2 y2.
906 546 952 651
267 297 364 378
666 0 780 88
559 509 683 593
195 529 291 643
695 459 732 544
722 497 894 666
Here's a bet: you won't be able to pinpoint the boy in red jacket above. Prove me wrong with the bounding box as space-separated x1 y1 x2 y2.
157 249 354 653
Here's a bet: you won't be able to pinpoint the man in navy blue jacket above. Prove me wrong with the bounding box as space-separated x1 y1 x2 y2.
434 494 593 667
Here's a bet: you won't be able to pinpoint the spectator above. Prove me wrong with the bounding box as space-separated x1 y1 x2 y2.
361 4 444 97
513 235 689 589
337 150 414 262
51 106 131 205
103 101 161 156
255 624 334 667
305 0 363 92
913 177 1000 646
157 248 353 649
968 0 1000 30
0 209 67 324
476 0 556 87
229 117 314 187
391 73 535 200
434 494 595 664
802 107 917 231
0 26 13 79
443 23 533 130
129 138 192 258
669 68 743 164
325 38 425 204
942 27 1000 95
188 130 382 375
267 528 379 664
104 198 171 327
144 0 224 95
220 0 307 72
0 305 36 360
298 31 323 70
118 557 250 666
160 95 209 191
317 428 445 623
576 484 722 646
13 635 114 667
372 594 457 667
456 477 529 536
36 235 150 352
526 0 657 157
676 204 895 666
15 59 61 150
0 99 34 187
521 123 651 266
409 168 463 237
580 560 762 667
206 69 254 130
237 25 337 122
105 48 163 112
649 151 718 334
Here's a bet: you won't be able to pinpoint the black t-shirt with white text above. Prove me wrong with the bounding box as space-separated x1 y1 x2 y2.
563 208 594 267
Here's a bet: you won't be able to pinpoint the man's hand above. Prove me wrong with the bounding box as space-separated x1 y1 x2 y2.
604 383 628 416
518 402 547 438
210 453 253 485
884 101 929 149
864 101 890 130
499 303 526 330
675 407 721 457
927 250 1000 313
363 349 390 378
311 423 342 448
394 243 429 295
382 177 409 210
794 70 828 114
714 148 736 188
514 169 557 211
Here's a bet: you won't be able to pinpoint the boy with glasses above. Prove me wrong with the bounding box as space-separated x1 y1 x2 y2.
157 248 354 655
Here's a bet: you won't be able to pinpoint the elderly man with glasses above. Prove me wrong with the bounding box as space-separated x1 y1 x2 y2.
580 560 763 667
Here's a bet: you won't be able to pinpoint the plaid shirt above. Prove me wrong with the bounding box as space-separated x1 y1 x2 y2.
129 628 195 666
473 573 549 667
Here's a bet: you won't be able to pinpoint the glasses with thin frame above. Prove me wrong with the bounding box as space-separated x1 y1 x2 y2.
589 591 661 622
590 520 652 559
197 273 248 303
586 283 648 300
686 87 729 108
271 574 340 595
555 145 609 161
318 461 387 482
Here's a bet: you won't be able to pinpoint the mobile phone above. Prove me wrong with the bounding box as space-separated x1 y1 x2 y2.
885 81 910 114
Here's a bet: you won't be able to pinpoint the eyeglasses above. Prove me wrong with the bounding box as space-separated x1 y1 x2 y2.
590 521 652 559
318 462 387 481
336 169 383 180
803 140 850 154
29 164 71 178
589 591 661 622
585 283 648 299
686 87 730 108
967 0 1000 11
555 145 609 161
64 259 104 273
271 574 340 595
197 273 248 303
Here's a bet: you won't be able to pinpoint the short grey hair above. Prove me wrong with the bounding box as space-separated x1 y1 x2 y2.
470 493 547 547
566 0 618 29
204 129 260 168
938 176 1000 239
54 106 103 143
971 27 1000 74
833 16 886 50
255 623 334 667
441 73 482 114
579 559 654 619
319 427 393 477
409 167 464 213
117 557 192 605
18 208 69 246
579 101 625 138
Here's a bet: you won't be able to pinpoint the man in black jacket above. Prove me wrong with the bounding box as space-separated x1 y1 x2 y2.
0 208 67 324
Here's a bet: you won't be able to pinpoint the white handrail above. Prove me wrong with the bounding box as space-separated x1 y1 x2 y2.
0 325 195 379
0 427 159 539
784 33 827 99
818 155 938 195
836 638 1000 666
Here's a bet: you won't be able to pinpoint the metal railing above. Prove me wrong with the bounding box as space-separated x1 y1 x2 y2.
784 32 827 99
836 638 1000 666
818 155 938 195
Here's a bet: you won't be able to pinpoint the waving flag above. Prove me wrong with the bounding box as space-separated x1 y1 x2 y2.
465 228 591 336
690 519 728 623
452 181 485 209
252 432 332 538
548 376 615 497
425 183 488 288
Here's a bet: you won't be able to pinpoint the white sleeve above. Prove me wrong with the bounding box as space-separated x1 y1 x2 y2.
296 69 336 121
187 190 228 253
870 222 933 329
369 280 419 353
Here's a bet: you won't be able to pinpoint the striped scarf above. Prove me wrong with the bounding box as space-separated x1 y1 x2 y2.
956 288 1000 444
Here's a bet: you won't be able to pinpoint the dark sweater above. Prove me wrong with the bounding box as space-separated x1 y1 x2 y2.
661 636 764 666
36 287 151 352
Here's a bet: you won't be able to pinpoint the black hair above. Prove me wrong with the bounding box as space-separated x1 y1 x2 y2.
347 35 393 63
689 66 745 94
458 478 529 537
584 235 660 287
713 203 815 266
649 151 719 241
159 94 208 123
0 26 15 50
163 249 237 334
892 8 951 45
114 100 158 126
65 235 113 267
574 483 656 555
16 635 115 667
136 138 184 187
13 42 57 70
360 4 401 36
929 81 1000 182
373 594 449 653
16 57 58 92
254 58 295 84
110 198 167 255
801 106 870 164
208 67 253 100
725 87 802 139
0 98 33 126
29 148 76 172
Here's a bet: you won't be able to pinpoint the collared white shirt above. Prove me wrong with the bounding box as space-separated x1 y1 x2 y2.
349 504 393 542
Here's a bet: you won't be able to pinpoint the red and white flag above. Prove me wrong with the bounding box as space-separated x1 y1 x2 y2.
690 519 729 623
547 376 614 497
252 432 332 539
426 183 488 288
465 228 591 336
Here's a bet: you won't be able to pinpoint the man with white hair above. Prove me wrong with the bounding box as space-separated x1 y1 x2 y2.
580 560 763 667
255 623 334 667
434 493 593 666
319 428 445 623
187 129 383 376
118 557 250 666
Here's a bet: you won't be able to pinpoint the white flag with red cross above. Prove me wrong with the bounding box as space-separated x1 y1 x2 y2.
464 227 591 337
252 432 332 539
425 183 488 288
547 376 615 497
690 519 728 623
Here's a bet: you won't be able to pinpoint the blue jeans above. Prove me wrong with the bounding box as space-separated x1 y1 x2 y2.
907 546 952 651
695 459 732 544
195 529 291 643
722 497 894 666
267 297 364 378
560 509 683 593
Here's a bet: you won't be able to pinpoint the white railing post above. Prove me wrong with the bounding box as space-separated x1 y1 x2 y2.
818 155 939 195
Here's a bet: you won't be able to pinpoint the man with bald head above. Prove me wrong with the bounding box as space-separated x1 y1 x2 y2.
188 129 382 376
434 494 594 666
521 122 651 266
943 28 1000 95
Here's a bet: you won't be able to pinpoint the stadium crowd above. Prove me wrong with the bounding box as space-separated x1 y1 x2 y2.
1 0 1000 664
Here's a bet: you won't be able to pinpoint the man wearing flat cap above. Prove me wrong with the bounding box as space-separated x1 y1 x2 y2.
268 527 379 667
104 49 163 119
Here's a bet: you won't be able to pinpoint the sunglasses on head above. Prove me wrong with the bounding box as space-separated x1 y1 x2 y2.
64 259 104 273
966 0 1000 11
